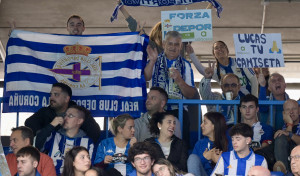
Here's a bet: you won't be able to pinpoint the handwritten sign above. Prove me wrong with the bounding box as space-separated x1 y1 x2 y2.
233 33 284 68
161 9 213 42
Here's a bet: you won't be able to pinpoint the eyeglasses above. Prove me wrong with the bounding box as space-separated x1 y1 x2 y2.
134 156 151 163
154 166 167 176
223 83 238 88
288 155 300 161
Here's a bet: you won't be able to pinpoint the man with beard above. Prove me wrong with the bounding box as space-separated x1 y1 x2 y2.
258 72 290 130
134 87 181 142
35 105 95 175
66 15 85 35
25 82 101 145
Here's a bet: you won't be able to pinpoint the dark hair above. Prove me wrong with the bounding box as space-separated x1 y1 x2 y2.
153 158 176 176
240 94 258 107
52 82 72 97
150 87 168 102
229 123 253 138
16 146 40 163
128 142 157 163
87 167 106 176
110 113 134 135
67 15 85 27
212 41 229 80
204 112 228 152
149 112 174 135
11 126 34 145
62 146 90 176
68 105 90 121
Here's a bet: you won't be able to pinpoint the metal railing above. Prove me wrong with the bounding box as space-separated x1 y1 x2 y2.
167 99 287 141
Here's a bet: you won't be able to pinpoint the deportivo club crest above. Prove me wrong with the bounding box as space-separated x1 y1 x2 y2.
50 44 102 89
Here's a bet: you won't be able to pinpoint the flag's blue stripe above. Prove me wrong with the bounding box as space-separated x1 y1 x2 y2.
6 55 55 69
6 73 142 87
102 60 143 70
6 72 58 84
6 55 143 70
8 38 144 54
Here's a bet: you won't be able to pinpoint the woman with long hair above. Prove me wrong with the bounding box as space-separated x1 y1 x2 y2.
187 112 232 176
62 146 91 176
146 112 188 172
94 114 135 176
186 41 258 97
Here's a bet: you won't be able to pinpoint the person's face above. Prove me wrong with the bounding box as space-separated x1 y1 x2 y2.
84 169 98 176
201 116 214 137
153 164 171 176
163 37 182 60
63 108 83 130
50 87 69 110
231 134 251 154
17 155 38 176
221 76 241 99
213 42 229 61
290 147 300 175
10 130 30 154
118 119 135 140
67 17 85 35
240 101 259 121
284 101 299 123
73 150 91 174
268 74 286 95
158 115 176 138
132 154 154 175
146 90 165 113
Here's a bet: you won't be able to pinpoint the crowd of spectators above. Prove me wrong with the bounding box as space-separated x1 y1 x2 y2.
3 7 300 176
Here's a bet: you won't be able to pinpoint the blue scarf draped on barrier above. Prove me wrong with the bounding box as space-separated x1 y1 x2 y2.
111 0 223 22
4 30 148 117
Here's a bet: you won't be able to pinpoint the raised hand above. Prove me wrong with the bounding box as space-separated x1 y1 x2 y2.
146 45 158 63
186 43 194 55
204 60 215 79
257 69 266 87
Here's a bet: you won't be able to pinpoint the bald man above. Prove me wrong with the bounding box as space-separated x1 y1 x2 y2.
273 99 300 173
290 145 300 176
247 166 271 176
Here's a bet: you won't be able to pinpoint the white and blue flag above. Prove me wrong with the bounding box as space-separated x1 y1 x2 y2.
4 30 148 117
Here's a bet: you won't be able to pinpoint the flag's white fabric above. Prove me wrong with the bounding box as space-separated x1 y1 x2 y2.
4 30 148 117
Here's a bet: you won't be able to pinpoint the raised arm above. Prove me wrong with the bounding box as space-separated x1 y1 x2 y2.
144 45 158 81
186 43 206 76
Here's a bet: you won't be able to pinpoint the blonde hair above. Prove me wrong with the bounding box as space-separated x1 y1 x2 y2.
110 114 134 135
149 22 162 48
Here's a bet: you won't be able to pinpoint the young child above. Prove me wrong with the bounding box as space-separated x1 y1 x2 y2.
211 123 268 176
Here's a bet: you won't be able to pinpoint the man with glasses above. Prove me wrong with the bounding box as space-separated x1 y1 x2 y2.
128 142 157 176
200 71 241 126
35 105 95 175
289 145 300 176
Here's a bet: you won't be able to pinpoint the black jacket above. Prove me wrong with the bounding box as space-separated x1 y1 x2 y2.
145 136 188 172
25 101 101 145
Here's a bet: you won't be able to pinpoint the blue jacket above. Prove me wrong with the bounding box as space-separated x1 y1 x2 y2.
95 137 133 174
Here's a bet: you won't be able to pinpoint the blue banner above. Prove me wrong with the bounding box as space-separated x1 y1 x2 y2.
111 0 223 22
4 30 148 117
